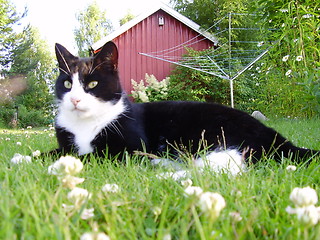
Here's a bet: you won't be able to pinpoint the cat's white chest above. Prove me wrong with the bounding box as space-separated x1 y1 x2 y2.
56 96 126 155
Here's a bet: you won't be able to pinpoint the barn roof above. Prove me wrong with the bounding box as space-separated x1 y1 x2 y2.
92 3 217 50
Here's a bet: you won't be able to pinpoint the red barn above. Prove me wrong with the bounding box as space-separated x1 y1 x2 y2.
92 3 216 94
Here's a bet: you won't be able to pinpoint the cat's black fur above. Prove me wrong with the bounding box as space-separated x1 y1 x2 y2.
52 41 319 163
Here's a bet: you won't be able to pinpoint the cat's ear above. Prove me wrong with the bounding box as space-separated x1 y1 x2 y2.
93 41 118 71
55 43 77 75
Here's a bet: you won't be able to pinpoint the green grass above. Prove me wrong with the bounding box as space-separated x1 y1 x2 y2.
0 118 319 239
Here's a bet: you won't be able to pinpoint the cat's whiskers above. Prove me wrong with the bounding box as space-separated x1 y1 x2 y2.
121 112 135 121
58 67 70 76
89 60 111 75
56 47 71 74
108 120 124 139
88 62 94 77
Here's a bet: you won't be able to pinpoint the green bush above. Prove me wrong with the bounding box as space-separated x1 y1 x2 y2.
0 104 53 128
16 105 53 128
167 49 231 104
0 104 16 127
249 0 320 117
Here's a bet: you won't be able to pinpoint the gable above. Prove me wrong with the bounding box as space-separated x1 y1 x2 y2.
92 3 216 51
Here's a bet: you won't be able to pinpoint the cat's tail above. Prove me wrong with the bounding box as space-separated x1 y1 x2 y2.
276 140 319 163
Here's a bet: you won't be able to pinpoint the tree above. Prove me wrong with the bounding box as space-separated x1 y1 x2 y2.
119 10 135 26
0 0 24 70
171 0 251 30
74 1 113 57
1 25 57 127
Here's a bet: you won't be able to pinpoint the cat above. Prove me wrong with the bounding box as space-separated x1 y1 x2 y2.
52 41 319 164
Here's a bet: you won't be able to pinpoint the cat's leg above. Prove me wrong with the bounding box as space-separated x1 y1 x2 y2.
39 127 77 159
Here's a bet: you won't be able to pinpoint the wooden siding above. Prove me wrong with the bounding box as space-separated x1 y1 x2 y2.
111 9 214 94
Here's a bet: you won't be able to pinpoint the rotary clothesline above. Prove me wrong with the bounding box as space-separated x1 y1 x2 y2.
139 13 277 107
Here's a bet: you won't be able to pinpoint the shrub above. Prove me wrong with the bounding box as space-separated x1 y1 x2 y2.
131 73 170 102
0 104 16 127
166 49 231 104
16 105 53 128
249 0 320 117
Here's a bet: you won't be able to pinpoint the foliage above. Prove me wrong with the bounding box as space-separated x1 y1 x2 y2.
119 10 135 26
1 25 57 128
74 1 113 57
0 119 319 238
171 0 251 30
245 0 320 117
167 48 231 104
170 0 319 117
0 0 24 70
131 73 170 102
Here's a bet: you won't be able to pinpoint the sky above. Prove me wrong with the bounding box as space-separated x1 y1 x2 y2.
11 0 172 54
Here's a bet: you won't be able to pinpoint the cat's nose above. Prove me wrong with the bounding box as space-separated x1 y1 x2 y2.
71 97 81 107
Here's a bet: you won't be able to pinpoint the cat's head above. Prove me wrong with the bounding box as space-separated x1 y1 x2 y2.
55 42 123 119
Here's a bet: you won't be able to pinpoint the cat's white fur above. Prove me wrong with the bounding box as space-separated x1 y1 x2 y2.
153 149 245 180
56 72 126 155
194 149 245 175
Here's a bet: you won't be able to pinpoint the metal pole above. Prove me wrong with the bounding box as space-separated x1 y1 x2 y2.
228 13 234 108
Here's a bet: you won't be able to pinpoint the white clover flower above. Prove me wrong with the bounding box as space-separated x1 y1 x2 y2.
151 206 162 216
67 187 92 208
282 55 290 62
156 170 190 181
163 233 172 240
198 192 226 219
181 179 193 188
290 186 318 207
184 186 204 197
62 203 75 212
229 211 243 222
16 142 22 146
32 150 41 157
81 208 95 220
302 14 313 19
61 175 85 189
230 189 242 197
286 165 297 171
257 41 264 47
285 69 292 76
102 183 120 193
80 232 110 240
297 206 320 226
10 153 32 164
286 205 320 226
296 55 303 61
48 156 83 176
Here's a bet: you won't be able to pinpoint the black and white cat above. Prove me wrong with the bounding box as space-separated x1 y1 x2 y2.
52 41 318 164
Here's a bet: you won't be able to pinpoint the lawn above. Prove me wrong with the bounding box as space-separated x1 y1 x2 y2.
0 118 319 239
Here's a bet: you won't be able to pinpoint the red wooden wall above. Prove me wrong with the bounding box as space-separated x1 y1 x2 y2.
111 9 214 94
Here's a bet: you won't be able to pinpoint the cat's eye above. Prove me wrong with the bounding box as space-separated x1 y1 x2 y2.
88 81 98 89
64 80 72 89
